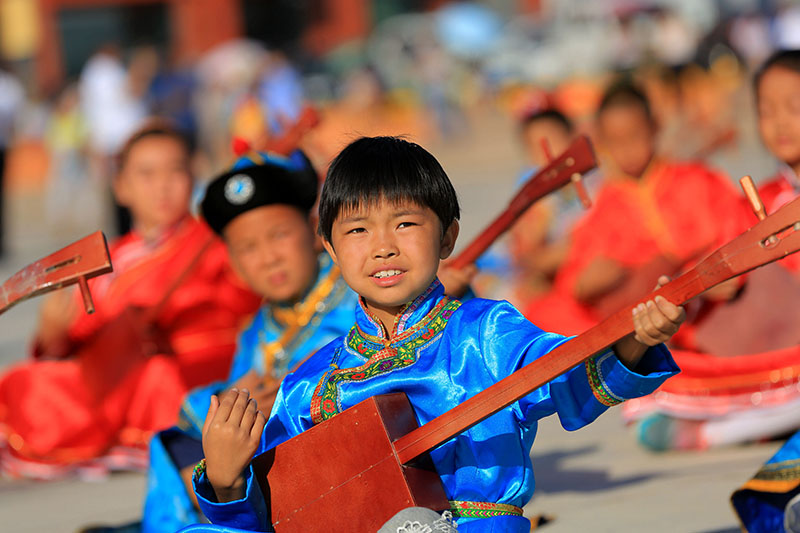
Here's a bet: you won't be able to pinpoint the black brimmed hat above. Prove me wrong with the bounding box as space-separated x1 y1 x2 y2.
201 150 318 235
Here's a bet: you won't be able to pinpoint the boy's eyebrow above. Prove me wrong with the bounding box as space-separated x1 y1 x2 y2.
339 214 367 223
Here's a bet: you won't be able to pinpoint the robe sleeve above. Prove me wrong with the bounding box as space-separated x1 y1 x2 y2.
473 300 679 431
194 466 271 532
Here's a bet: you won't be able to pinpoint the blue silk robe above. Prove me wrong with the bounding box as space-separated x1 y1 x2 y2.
194 280 679 532
143 255 357 533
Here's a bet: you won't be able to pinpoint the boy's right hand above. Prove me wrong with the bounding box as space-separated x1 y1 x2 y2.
202 388 267 503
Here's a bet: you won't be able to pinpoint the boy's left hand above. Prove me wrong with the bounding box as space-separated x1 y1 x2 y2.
438 262 477 299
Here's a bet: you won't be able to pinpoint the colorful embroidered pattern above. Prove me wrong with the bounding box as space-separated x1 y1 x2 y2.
310 297 461 424
753 459 800 481
192 458 206 482
585 352 624 407
448 500 524 519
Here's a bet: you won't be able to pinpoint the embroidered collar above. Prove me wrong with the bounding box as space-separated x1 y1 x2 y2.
354 279 445 340
264 254 344 374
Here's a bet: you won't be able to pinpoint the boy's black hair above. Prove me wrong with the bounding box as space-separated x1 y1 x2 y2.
754 49 800 95
597 81 654 124
318 136 460 243
519 109 574 135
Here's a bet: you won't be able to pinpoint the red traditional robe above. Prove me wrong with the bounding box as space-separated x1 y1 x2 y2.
524 158 749 336
0 216 260 477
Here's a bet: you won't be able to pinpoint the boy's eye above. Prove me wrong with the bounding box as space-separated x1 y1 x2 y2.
346 227 366 234
398 221 417 229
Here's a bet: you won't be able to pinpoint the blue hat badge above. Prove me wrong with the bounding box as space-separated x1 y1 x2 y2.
224 174 255 205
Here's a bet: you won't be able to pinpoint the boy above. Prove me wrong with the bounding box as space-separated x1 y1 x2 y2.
0 123 259 480
194 136 684 532
142 149 359 532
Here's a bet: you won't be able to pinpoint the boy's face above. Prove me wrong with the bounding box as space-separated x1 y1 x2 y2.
323 198 458 325
758 66 800 169
224 204 320 304
597 105 656 179
114 136 192 232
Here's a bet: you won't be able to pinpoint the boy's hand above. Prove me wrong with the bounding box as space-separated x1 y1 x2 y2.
201 388 267 503
438 262 477 299
613 276 686 369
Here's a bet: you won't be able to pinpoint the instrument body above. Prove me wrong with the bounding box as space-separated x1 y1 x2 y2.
253 394 446 532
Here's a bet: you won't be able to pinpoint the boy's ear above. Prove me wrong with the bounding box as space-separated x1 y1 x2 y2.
439 220 459 260
321 238 339 265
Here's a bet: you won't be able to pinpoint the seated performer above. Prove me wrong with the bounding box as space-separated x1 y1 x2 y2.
726 50 800 533
141 149 359 533
524 82 747 336
626 51 800 453
754 49 800 275
191 136 684 532
0 123 260 479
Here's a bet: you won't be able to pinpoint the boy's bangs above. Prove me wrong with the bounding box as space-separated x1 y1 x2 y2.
319 136 460 242
332 155 433 219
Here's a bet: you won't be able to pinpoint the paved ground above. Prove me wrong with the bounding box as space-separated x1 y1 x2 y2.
0 108 782 532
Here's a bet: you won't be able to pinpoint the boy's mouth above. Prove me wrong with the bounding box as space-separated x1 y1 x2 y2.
370 269 406 287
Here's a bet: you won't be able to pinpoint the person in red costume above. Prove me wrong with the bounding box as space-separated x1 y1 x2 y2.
0 122 260 479
754 50 800 274
524 82 746 337
622 52 800 454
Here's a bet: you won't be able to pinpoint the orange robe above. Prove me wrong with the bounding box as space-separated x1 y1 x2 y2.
0 216 260 477
524 159 749 336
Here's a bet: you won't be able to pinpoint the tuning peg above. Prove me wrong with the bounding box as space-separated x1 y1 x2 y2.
740 175 767 221
78 276 95 314
740 175 779 245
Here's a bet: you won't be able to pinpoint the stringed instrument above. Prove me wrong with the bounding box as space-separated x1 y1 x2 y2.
449 135 595 270
248 189 800 532
0 231 112 316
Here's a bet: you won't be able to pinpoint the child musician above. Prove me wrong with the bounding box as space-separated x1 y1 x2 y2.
193 136 684 532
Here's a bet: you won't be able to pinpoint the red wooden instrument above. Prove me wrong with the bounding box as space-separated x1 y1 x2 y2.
448 135 596 270
0 231 112 316
251 192 800 532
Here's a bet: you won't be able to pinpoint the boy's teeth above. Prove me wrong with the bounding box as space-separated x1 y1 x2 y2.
374 269 402 279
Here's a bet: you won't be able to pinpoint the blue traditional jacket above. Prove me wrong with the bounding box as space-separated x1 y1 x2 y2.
194 280 679 532
143 254 357 533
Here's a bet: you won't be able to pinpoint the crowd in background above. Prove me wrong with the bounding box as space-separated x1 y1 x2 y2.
0 1 794 247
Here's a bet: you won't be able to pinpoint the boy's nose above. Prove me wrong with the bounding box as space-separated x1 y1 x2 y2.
371 232 399 259
374 248 397 259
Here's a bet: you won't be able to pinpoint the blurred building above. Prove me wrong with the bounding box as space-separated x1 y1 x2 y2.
0 1 545 94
